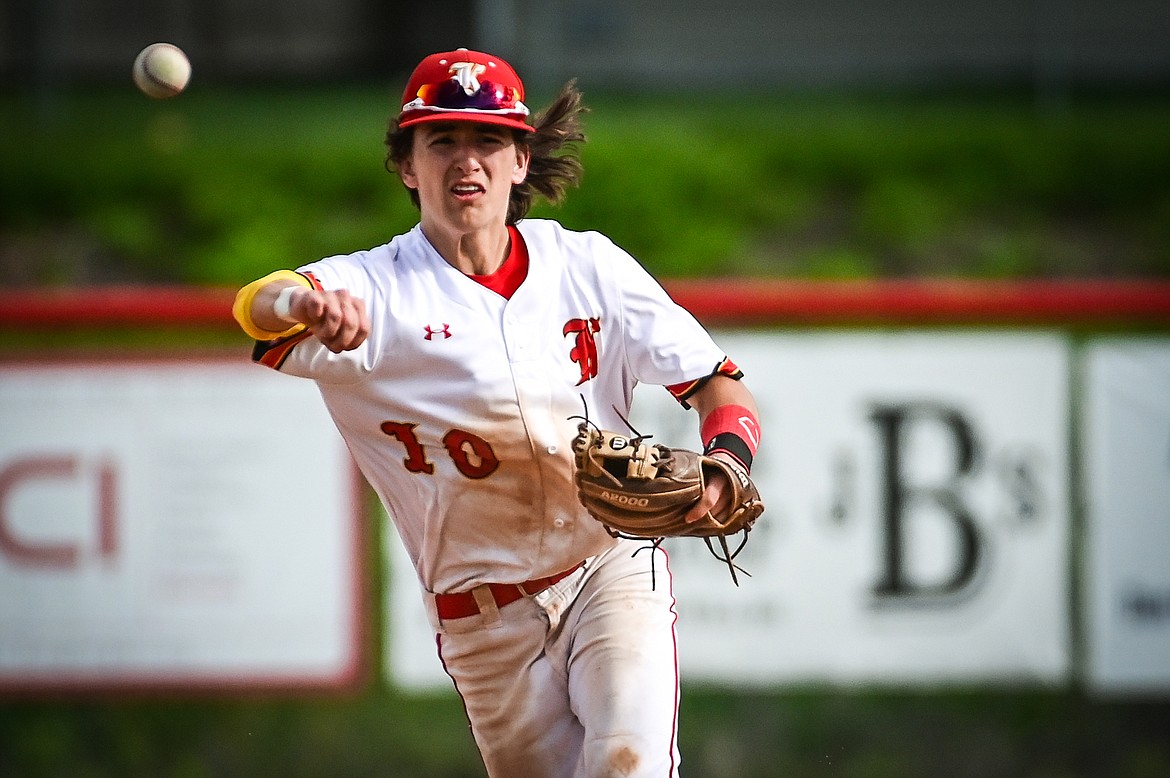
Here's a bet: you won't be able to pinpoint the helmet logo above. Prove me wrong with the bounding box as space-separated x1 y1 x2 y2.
449 61 487 96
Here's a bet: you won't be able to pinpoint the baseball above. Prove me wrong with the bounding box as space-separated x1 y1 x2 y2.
132 43 191 99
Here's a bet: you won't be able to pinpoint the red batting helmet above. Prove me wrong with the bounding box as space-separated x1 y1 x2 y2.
398 48 533 132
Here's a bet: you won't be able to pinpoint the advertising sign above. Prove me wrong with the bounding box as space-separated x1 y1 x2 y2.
1083 339 1170 694
0 359 362 691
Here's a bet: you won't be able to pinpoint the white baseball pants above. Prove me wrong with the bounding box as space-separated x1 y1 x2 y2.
433 540 682 777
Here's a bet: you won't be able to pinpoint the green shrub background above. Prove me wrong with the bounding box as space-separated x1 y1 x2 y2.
2 88 1169 776
3 88 1169 287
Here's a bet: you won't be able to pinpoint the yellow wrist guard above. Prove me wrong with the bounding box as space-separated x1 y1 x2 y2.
232 270 312 341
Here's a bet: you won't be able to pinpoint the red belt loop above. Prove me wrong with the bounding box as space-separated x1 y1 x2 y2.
435 562 584 621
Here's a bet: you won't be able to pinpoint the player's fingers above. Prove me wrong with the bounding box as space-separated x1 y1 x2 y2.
314 292 369 352
308 297 342 339
327 297 369 352
291 289 325 324
685 474 729 523
337 298 370 351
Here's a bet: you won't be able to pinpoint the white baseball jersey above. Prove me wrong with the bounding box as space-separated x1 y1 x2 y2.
254 218 729 596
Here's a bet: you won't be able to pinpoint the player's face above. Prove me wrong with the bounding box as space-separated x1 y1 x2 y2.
399 121 530 236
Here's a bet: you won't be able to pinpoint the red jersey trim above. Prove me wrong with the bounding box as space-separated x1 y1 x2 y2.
665 357 744 408
467 225 529 299
253 330 313 369
301 271 324 292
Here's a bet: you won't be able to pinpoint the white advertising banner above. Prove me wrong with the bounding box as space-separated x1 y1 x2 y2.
0 359 362 691
385 331 1071 689
1083 339 1170 694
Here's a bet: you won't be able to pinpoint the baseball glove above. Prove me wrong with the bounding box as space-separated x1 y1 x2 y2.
571 421 764 584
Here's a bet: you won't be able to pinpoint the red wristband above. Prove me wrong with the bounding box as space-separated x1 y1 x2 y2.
700 405 761 469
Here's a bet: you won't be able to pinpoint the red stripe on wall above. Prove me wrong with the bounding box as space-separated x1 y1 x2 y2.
0 286 238 329
1 280 1169 329
663 279 1170 326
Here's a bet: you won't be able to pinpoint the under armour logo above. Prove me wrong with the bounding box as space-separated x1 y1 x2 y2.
424 323 452 340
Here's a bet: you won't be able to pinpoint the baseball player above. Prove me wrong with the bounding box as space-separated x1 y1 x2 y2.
233 48 763 778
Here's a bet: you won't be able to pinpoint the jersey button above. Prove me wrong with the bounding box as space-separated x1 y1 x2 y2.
546 445 557 454
553 518 566 528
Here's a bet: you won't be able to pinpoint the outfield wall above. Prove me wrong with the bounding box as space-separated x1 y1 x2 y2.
1 281 1168 696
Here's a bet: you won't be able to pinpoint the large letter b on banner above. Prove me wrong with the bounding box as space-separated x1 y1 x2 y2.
869 403 982 606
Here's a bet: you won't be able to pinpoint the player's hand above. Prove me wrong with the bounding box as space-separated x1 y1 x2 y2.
290 288 370 353
683 453 736 524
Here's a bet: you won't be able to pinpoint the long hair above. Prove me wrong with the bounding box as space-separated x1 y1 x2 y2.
384 80 587 225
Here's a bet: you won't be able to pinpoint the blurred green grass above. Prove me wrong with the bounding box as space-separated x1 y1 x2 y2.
2 87 1169 286
3 688 1169 777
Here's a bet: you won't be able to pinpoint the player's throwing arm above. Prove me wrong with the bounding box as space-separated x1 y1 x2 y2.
233 271 370 353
